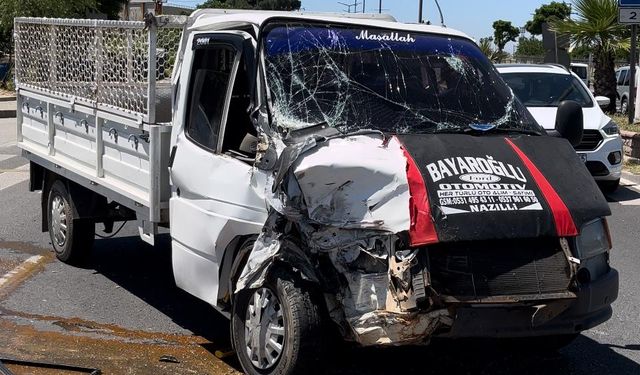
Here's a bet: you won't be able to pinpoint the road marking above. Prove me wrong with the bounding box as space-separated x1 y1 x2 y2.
618 198 640 206
620 178 637 188
0 163 29 173
0 255 44 290
613 178 640 206
0 164 29 191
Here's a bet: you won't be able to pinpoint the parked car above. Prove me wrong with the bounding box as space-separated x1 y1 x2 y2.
14 12 618 375
615 65 639 114
570 62 589 88
498 64 624 192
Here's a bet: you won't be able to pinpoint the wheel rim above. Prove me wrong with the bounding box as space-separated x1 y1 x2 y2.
244 287 286 370
51 195 68 247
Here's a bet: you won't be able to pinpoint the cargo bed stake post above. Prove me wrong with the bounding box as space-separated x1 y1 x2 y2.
147 14 159 226
126 29 134 85
47 23 57 156
96 116 104 178
146 14 158 126
149 125 161 223
14 21 22 143
95 21 105 178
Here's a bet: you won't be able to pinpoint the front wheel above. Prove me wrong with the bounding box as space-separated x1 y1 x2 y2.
47 180 95 264
620 98 628 114
232 269 325 375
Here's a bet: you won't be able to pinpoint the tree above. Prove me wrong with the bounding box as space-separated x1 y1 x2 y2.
492 20 520 54
98 0 128 20
525 2 572 35
198 0 301 10
551 0 629 113
478 37 508 63
515 36 544 56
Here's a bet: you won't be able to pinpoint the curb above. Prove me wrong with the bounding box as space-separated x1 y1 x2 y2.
0 96 16 103
621 130 640 159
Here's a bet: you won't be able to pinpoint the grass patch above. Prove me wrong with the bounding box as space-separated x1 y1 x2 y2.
625 160 640 175
611 114 640 133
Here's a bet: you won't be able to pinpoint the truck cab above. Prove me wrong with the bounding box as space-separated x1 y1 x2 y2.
14 11 618 375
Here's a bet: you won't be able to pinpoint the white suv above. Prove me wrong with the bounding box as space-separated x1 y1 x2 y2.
497 64 623 191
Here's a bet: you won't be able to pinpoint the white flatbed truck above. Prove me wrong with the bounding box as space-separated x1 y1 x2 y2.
14 10 618 375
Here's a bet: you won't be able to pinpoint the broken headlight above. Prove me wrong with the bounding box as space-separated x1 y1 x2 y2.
576 219 611 259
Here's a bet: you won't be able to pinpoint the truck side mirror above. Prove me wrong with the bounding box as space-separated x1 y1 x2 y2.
555 100 584 147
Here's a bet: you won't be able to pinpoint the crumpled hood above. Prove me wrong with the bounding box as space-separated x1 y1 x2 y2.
291 133 611 245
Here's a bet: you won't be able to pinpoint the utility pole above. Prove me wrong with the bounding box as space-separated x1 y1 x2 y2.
379 0 382 13
363 0 366 13
418 0 424 23
338 1 359 13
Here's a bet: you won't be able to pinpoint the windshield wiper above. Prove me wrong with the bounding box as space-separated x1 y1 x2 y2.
432 126 541 136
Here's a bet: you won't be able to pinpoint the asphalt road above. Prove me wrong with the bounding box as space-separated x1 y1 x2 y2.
1 117 640 374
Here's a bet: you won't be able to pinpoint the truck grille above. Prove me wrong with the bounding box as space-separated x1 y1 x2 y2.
575 130 603 151
428 238 572 299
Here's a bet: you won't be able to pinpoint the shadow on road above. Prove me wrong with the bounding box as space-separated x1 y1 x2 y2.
87 234 640 375
606 184 640 203
325 336 640 374
88 234 235 342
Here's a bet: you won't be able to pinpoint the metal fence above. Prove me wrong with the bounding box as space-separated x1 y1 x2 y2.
13 16 185 123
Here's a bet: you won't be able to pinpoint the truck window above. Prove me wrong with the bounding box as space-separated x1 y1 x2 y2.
186 46 238 152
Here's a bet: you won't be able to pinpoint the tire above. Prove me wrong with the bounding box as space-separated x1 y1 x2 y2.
47 180 95 264
232 268 325 375
620 97 628 114
598 179 620 194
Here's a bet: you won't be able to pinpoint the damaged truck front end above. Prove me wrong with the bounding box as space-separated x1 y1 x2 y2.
231 18 618 374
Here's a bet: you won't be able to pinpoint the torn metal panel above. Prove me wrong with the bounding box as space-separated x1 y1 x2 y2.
293 135 410 232
348 310 452 346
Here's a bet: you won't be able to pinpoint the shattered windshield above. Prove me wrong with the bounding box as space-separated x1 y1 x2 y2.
262 21 541 135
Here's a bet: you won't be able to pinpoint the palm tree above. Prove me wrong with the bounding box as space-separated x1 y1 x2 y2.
478 37 508 63
551 0 629 113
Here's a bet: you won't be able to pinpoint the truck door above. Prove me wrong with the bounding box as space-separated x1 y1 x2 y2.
169 32 268 308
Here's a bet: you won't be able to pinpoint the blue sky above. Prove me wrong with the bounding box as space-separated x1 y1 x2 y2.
171 0 555 49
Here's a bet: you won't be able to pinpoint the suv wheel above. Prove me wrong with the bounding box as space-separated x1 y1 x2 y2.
232 269 325 375
621 97 628 114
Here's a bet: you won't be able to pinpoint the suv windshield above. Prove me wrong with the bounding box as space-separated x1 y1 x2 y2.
262 22 541 136
501 72 593 108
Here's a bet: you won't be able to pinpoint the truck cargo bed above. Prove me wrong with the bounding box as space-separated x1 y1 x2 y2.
13 16 186 225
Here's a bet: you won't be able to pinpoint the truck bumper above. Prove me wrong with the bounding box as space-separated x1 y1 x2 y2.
440 268 619 338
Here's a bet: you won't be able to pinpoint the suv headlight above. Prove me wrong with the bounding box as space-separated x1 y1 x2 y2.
576 219 612 259
602 120 620 136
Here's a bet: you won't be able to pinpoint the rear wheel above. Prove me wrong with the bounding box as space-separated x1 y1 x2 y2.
47 180 95 264
232 268 325 375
